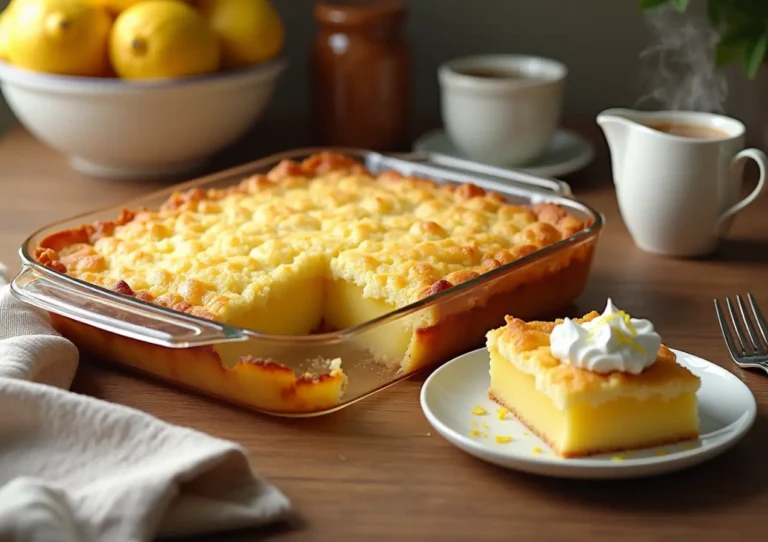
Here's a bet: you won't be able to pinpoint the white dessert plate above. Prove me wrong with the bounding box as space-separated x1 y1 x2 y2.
420 347 756 479
413 128 595 178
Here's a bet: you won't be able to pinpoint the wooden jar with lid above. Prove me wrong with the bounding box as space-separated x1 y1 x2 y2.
311 0 411 151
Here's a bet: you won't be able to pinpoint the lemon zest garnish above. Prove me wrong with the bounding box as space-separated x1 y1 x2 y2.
621 311 638 335
588 311 647 354
532 446 543 454
470 421 477 427
496 408 509 420
471 406 487 416
495 436 512 444
611 455 626 461
590 311 621 329
612 327 647 354
482 423 489 429
481 432 488 438
470 429 481 437
587 311 650 354
523 431 530 436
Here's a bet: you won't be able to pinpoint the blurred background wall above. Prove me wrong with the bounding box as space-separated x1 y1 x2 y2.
0 0 765 142
269 0 652 119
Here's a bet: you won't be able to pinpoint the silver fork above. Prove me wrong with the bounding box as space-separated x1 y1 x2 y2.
715 293 768 374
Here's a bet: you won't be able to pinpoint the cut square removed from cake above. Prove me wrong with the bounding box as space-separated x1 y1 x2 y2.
485 299 701 458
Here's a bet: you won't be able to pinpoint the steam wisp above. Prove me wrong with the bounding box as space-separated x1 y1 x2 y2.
636 6 727 114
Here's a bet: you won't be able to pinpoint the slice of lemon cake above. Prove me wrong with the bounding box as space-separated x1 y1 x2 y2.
486 299 701 458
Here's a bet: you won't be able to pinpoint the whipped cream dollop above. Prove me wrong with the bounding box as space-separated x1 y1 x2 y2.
549 299 661 375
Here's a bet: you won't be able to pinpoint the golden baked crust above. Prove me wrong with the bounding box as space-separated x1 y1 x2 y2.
31 151 599 413
34 152 587 326
486 313 701 409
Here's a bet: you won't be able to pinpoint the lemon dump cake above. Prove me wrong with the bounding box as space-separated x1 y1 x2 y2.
486 300 700 457
34 151 596 413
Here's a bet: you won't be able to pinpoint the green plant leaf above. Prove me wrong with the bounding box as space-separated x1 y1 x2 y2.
715 42 742 68
715 23 760 67
744 30 768 79
709 1 756 26
707 0 726 25
637 0 768 79
639 0 670 11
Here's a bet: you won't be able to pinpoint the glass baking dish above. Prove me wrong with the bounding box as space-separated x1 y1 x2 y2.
11 148 604 416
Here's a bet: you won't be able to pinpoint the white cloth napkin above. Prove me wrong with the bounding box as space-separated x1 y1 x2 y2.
0 263 292 542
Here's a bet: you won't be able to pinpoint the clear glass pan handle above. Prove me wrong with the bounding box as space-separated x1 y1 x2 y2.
389 151 573 197
10 266 246 348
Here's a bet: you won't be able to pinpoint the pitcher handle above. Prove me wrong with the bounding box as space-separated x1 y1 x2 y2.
717 149 768 232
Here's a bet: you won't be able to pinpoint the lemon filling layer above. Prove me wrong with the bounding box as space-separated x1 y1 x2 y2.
488 347 700 456
206 277 410 368
324 279 414 365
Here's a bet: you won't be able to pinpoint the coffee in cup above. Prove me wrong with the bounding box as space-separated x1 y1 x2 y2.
646 121 729 139
438 55 567 166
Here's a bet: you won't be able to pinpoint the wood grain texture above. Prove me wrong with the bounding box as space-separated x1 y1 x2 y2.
1 118 767 541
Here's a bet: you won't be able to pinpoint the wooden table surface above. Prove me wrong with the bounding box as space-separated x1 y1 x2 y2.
1 118 767 541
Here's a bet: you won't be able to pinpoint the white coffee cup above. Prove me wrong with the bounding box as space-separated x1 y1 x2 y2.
597 108 767 257
438 54 566 166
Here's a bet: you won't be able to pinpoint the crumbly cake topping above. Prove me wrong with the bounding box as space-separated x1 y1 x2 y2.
35 152 586 328
486 313 701 408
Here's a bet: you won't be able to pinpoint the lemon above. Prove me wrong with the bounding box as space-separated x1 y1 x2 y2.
0 0 23 57
89 0 146 15
6 0 111 76
89 0 190 16
196 0 283 70
109 0 220 79
0 11 14 60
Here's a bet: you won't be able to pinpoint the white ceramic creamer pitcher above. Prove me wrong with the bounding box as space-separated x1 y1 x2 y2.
597 108 767 257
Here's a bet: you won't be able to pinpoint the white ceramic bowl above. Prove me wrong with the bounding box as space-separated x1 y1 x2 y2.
0 58 286 180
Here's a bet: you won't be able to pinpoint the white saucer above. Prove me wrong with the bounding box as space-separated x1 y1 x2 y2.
414 128 595 178
420 348 756 479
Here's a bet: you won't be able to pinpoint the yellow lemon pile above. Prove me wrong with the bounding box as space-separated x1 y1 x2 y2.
0 0 283 79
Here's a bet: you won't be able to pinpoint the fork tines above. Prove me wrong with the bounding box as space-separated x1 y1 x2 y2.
715 293 768 363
